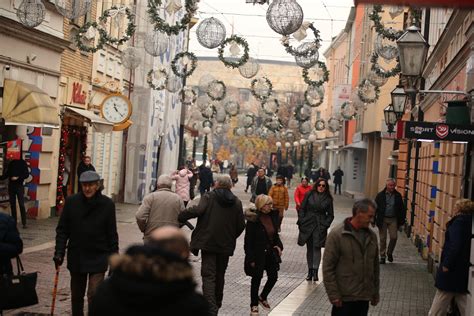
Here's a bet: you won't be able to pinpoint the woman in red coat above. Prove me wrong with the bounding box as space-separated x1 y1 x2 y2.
294 177 312 211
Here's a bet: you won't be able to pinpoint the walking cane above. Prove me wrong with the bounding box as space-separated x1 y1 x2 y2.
50 266 60 316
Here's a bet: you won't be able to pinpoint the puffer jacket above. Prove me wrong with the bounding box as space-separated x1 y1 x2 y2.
268 184 289 211
323 218 380 303
171 169 193 202
294 184 312 210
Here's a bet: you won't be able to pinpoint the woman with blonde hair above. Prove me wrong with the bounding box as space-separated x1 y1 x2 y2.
429 199 474 316
244 195 283 315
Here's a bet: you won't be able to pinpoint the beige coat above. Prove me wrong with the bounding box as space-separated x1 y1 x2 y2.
136 188 185 241
322 219 380 303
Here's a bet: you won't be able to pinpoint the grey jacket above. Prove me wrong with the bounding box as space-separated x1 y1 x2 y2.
136 188 185 241
323 218 380 303
250 176 272 202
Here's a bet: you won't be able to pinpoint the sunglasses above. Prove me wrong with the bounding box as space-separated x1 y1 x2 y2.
317 184 326 188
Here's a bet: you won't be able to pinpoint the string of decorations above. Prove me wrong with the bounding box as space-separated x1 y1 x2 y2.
251 77 273 102
147 0 199 35
281 23 321 58
302 61 329 87
98 6 136 46
370 52 401 78
146 69 168 90
218 35 250 69
171 52 198 78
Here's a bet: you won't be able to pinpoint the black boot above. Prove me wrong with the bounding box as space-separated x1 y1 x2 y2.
313 269 319 282
306 269 314 281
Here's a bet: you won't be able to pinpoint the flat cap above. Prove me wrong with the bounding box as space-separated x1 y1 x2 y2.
79 171 101 183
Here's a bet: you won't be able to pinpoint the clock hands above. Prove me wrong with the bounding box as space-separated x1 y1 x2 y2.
113 103 125 117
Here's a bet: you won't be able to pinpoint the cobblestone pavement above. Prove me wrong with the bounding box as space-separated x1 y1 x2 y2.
4 176 435 315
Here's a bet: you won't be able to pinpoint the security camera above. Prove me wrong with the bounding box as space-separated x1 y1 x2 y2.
4 65 10 71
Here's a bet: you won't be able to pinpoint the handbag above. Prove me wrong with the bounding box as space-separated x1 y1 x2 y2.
0 256 38 310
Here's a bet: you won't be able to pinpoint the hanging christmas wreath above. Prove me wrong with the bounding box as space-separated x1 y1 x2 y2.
98 6 136 46
302 61 329 87
370 52 401 78
294 104 311 122
147 0 199 36
315 119 326 131
251 77 272 102
171 51 197 78
304 86 324 107
181 86 197 104
264 116 283 132
146 68 168 90
218 35 250 69
206 80 226 101
76 22 104 53
357 80 380 104
340 101 357 120
281 23 321 58
368 5 403 41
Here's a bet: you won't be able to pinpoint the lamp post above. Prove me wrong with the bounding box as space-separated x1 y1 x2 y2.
276 141 282 166
192 135 197 160
202 126 211 164
292 141 299 172
308 134 316 173
285 142 291 164
391 85 408 120
383 105 397 134
299 139 306 177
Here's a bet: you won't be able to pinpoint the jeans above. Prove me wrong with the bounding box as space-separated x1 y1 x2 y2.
201 252 230 316
8 185 26 226
70 272 105 316
379 217 398 258
334 183 342 194
250 252 278 307
306 235 322 270
332 300 369 316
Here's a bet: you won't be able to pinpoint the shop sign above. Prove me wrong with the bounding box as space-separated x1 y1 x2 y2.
400 121 474 141
71 82 87 105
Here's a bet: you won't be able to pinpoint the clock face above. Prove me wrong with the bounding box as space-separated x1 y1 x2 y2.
101 95 131 124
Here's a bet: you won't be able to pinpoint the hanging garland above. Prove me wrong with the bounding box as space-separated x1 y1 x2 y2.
218 35 250 69
250 76 272 102
370 52 401 78
171 52 198 78
368 5 403 41
206 80 226 101
75 22 104 53
147 0 199 35
357 80 380 104
98 6 136 46
146 69 168 90
302 61 329 87
281 23 321 58
56 126 87 210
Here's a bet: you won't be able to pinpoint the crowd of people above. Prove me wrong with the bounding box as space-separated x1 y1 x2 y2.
0 158 472 316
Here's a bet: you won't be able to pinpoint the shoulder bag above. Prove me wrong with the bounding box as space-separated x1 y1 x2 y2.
0 256 38 310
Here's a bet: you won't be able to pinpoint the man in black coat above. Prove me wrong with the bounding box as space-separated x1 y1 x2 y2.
178 174 245 316
76 156 95 192
374 178 406 264
0 212 23 276
332 167 344 195
198 164 213 196
1 157 29 228
245 163 258 193
54 171 118 316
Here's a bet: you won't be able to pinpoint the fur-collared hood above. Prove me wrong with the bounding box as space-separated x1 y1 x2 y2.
245 204 258 222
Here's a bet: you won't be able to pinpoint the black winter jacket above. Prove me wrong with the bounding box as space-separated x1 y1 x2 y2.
374 189 406 228
178 189 245 256
1 159 29 188
55 192 119 273
0 213 23 275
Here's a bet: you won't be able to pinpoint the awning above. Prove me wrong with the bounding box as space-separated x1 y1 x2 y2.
343 141 368 150
64 106 113 133
2 79 60 127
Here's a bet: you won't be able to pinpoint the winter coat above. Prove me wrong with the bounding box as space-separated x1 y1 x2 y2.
246 165 258 185
0 212 23 275
55 192 119 273
435 213 472 293
297 191 334 247
89 245 209 316
229 168 238 182
323 218 380 303
178 189 245 256
374 188 406 228
250 176 273 202
286 165 294 179
244 207 283 277
198 166 213 190
332 169 344 184
294 184 312 210
1 158 29 189
268 184 289 212
76 161 95 180
136 188 185 241
171 169 193 202
277 166 287 179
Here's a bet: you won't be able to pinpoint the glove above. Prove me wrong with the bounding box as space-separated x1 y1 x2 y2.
53 255 63 268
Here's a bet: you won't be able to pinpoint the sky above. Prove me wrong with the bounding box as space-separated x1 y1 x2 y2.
188 0 354 62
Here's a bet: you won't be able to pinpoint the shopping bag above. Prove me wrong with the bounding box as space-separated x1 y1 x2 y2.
0 256 38 310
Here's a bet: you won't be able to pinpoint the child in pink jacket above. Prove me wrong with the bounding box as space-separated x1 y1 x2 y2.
171 168 194 206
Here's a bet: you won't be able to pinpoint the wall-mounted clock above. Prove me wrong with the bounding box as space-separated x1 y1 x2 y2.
100 94 132 124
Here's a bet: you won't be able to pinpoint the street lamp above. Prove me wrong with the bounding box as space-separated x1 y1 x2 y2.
384 105 397 134
396 25 429 79
299 139 306 177
202 126 211 163
276 141 282 166
307 134 317 173
285 142 291 164
391 85 407 120
292 141 299 171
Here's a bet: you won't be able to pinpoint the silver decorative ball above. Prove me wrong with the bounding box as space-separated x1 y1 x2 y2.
288 118 299 130
367 70 388 87
285 130 296 141
144 30 169 57
55 0 91 19
299 120 312 135
262 99 279 115
199 74 215 92
121 47 142 70
196 17 226 49
166 74 181 93
298 105 312 121
202 120 213 128
17 0 45 28
264 116 282 131
201 105 216 119
327 117 341 133
375 32 398 61
295 42 319 68
196 95 211 111
215 106 227 124
238 58 260 79
266 0 304 35
224 100 240 116
234 127 246 137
